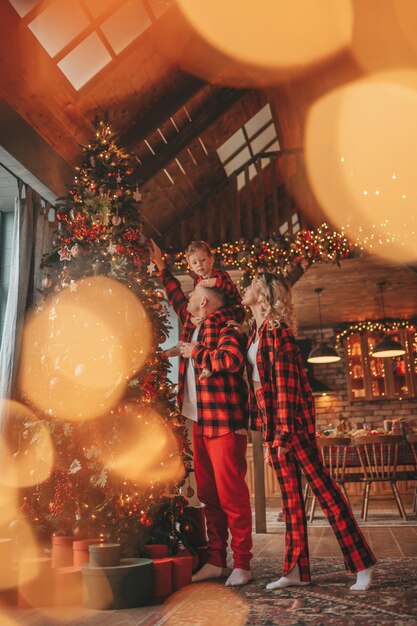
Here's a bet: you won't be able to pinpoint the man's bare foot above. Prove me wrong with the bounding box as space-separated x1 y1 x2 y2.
225 568 252 587
191 563 229 582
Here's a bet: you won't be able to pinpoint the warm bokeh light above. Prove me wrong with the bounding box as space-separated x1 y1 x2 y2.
0 401 54 488
0 612 19 626
18 276 152 421
153 0 353 86
160 582 249 626
5 516 42 588
305 70 417 263
351 0 417 73
109 408 185 485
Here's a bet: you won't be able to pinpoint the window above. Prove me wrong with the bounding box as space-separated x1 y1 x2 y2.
217 103 280 191
159 298 179 386
9 0 174 90
0 211 14 345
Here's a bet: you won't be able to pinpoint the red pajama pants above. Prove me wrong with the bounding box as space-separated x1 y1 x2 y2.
192 424 253 570
269 433 377 582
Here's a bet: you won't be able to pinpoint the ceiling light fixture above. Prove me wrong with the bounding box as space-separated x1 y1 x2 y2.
372 282 406 358
307 288 341 364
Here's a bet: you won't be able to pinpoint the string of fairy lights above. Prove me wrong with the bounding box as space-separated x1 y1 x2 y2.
169 223 356 284
336 319 417 346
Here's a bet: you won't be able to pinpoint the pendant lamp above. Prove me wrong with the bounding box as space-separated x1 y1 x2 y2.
307 288 341 364
372 282 406 358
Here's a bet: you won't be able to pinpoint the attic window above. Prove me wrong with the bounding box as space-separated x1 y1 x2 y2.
8 0 172 90
216 103 280 191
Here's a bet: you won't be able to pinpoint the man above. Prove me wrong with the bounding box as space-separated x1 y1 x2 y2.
150 240 252 587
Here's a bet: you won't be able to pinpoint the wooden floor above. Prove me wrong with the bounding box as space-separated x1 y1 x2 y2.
253 525 417 559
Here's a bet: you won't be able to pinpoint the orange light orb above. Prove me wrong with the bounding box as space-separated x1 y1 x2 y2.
18 276 152 421
305 70 417 263
153 0 353 86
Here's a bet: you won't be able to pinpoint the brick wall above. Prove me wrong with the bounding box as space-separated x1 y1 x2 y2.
300 327 417 432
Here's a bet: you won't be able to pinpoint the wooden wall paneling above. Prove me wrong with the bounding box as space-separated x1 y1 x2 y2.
243 165 254 240
230 173 240 240
256 160 267 236
269 158 280 234
0 100 73 197
193 204 202 241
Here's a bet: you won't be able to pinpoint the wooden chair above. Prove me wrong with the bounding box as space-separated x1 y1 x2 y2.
406 433 417 514
308 437 351 523
353 435 407 521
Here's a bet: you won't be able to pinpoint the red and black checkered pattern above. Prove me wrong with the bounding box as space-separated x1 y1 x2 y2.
247 321 316 449
195 268 245 324
160 268 249 437
269 433 377 581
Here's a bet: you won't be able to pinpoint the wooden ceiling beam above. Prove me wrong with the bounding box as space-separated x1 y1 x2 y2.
120 76 206 148
0 99 73 197
137 87 246 184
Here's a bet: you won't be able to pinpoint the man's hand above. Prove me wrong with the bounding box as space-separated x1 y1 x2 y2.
264 447 272 466
198 368 213 381
178 340 198 358
276 447 290 459
149 239 166 272
199 277 217 288
161 345 181 358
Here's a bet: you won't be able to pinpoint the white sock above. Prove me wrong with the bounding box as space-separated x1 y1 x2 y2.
191 563 229 583
225 568 252 587
266 563 310 590
350 565 375 591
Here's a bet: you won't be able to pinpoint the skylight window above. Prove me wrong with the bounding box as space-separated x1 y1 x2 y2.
9 0 168 90
217 103 280 191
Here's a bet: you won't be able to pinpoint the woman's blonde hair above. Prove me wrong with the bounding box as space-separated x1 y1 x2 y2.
254 271 297 333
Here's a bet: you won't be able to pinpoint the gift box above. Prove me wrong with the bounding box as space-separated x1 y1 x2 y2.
51 535 74 569
53 566 82 606
82 558 152 610
151 558 173 604
17 557 54 608
171 555 193 590
73 538 102 567
145 544 168 559
88 543 120 568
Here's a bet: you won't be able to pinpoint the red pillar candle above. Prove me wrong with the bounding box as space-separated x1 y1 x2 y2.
145 544 169 559
73 538 102 567
151 558 173 604
51 535 75 569
53 566 82 606
171 555 193 590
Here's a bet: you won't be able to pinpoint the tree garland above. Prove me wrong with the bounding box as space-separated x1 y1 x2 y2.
336 319 417 346
168 223 357 285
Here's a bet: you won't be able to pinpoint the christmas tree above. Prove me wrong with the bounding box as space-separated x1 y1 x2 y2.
16 119 193 556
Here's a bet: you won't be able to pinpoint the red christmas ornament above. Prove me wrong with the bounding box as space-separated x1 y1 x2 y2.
140 515 153 528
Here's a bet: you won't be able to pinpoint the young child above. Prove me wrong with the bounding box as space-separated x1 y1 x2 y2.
151 240 244 377
185 241 243 323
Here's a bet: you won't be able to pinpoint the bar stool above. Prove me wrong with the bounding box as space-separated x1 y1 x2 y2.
307 436 351 523
353 434 407 521
406 433 417 514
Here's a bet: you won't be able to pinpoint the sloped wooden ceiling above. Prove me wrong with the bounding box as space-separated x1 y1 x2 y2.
0 0 334 248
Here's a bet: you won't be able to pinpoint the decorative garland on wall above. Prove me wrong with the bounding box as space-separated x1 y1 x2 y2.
168 223 357 284
336 319 417 346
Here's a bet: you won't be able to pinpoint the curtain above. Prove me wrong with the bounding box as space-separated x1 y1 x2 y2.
0 183 40 430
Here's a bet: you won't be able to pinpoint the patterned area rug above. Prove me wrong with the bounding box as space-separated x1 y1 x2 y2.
5 557 417 626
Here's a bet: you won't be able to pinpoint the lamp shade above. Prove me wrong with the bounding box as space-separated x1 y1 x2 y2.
372 336 406 358
307 342 341 364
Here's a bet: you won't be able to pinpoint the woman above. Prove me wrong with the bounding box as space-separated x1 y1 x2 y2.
241 271 376 591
